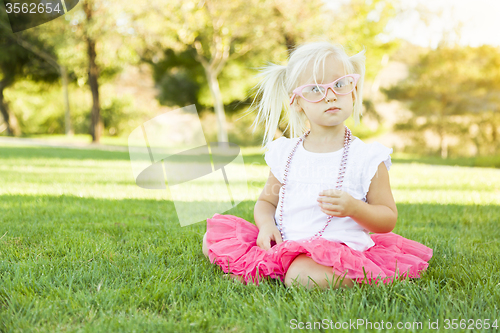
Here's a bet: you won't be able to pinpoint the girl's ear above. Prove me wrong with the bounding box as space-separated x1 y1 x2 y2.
290 97 303 113
292 102 303 113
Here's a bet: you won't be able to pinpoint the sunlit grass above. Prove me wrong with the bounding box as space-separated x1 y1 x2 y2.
1 143 499 332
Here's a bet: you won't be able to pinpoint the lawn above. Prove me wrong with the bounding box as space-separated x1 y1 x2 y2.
1 142 499 332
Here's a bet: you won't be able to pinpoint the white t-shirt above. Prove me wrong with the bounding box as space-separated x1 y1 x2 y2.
264 135 393 252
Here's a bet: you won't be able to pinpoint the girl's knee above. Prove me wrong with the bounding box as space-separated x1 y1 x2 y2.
284 254 354 289
202 232 209 258
332 272 355 289
284 254 312 287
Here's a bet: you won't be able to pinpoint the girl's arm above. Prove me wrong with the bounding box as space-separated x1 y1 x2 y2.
254 170 281 229
350 162 398 233
254 171 283 249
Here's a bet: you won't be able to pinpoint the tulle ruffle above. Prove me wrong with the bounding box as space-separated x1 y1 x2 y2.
205 214 433 286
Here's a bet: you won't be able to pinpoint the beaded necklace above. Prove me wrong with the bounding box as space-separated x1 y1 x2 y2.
276 125 353 241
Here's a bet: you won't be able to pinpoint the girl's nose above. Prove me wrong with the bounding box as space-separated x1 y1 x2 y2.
324 87 337 101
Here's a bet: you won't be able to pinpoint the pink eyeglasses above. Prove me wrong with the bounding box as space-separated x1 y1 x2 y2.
289 74 361 105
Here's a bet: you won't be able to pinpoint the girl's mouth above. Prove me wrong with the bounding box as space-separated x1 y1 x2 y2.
325 108 340 113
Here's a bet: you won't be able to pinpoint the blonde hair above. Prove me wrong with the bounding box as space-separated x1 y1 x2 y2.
248 41 366 148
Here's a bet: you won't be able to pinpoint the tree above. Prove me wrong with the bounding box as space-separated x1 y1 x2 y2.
82 0 103 143
64 0 128 142
0 20 74 135
162 0 279 143
0 17 59 136
382 45 500 157
269 0 337 57
130 0 367 142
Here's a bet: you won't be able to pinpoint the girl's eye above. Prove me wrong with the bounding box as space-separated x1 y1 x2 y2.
303 85 322 93
336 79 346 88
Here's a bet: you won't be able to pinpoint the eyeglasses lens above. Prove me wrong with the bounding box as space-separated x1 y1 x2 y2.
301 76 356 102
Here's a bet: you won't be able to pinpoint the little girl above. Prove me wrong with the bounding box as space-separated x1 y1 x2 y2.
202 41 433 289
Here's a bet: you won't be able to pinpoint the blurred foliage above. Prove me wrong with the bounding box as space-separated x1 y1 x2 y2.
463 111 500 156
1 0 143 137
331 0 401 80
131 0 400 126
148 48 202 108
382 45 500 157
100 95 146 137
0 8 60 135
6 80 65 134
0 0 451 149
389 39 430 66
5 79 147 136
146 45 274 116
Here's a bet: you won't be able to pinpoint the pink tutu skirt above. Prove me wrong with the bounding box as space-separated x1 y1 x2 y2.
205 214 433 286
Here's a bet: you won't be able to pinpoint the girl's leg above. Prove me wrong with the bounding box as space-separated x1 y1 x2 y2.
202 232 210 258
285 254 354 290
203 231 248 283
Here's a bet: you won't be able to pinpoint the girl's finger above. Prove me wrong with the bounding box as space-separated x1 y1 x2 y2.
317 197 335 204
318 194 331 200
319 195 339 202
318 202 336 210
320 189 341 197
321 208 339 216
275 231 283 243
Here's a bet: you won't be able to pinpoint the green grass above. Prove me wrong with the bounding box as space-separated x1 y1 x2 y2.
1 143 499 332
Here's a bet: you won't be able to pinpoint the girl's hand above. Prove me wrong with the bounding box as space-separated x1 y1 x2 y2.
256 224 283 251
317 189 356 218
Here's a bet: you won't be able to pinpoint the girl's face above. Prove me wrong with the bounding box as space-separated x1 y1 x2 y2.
292 55 355 128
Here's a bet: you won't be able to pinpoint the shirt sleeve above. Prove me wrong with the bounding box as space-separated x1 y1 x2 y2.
361 142 393 200
264 136 288 183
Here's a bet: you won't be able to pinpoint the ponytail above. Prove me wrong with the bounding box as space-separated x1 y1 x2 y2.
349 48 366 126
248 63 290 148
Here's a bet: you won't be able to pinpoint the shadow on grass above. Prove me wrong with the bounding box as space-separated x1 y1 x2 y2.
0 145 264 164
0 146 131 161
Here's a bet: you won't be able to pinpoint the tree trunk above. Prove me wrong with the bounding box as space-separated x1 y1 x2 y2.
438 124 448 159
61 66 73 136
84 0 102 143
441 134 448 159
490 116 497 154
284 32 296 57
272 5 296 57
0 78 21 136
206 70 228 143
